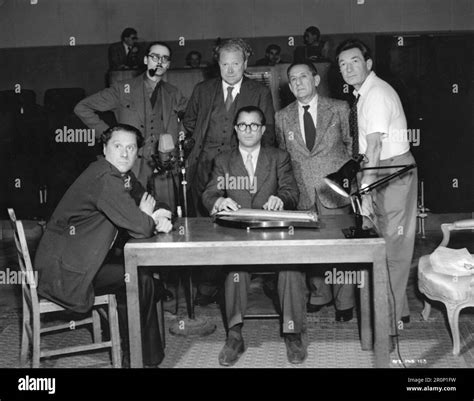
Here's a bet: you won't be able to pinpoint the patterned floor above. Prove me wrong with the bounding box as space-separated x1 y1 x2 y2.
0 230 473 369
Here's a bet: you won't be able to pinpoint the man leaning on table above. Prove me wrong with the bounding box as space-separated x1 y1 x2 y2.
202 105 307 366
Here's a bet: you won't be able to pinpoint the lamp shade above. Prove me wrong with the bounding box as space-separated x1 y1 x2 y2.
323 156 363 197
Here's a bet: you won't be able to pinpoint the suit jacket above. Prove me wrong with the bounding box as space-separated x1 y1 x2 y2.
202 146 299 213
74 73 187 161
34 158 160 313
108 42 127 70
182 77 276 187
275 96 352 210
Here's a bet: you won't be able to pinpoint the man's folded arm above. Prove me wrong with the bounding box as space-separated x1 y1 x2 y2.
97 173 156 238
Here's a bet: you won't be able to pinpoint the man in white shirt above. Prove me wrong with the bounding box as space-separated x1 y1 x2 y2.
336 39 418 345
275 61 355 322
202 106 305 366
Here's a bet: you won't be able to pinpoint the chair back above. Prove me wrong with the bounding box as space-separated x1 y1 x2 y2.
7 208 40 316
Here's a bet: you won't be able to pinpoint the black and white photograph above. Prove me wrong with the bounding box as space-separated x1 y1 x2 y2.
0 0 473 400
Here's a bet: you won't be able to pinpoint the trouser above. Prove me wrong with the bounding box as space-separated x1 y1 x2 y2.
93 262 164 366
225 268 306 334
308 200 355 309
372 151 417 334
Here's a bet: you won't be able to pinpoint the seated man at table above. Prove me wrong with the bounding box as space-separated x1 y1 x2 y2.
202 106 307 365
34 124 173 368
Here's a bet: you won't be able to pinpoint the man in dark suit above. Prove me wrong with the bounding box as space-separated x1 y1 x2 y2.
202 106 306 366
34 124 173 368
183 38 275 305
75 41 187 213
275 61 355 322
108 27 140 70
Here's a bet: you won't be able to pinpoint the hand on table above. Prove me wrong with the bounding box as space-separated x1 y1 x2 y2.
263 195 283 211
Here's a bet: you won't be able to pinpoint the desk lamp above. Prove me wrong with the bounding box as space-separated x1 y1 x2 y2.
324 155 417 238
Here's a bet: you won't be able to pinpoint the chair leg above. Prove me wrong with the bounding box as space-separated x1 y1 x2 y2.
446 303 462 355
421 300 431 321
92 309 102 343
108 295 122 368
20 299 31 367
32 313 41 368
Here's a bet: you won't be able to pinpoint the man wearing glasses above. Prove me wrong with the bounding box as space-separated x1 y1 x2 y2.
75 42 187 212
202 106 306 366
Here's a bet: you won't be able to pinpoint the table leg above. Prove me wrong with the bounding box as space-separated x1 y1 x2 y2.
360 268 372 350
124 252 143 368
373 248 389 368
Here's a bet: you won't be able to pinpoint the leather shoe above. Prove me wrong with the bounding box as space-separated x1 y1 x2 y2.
335 307 353 322
401 315 410 324
195 290 219 306
218 333 245 366
284 333 307 364
306 301 332 313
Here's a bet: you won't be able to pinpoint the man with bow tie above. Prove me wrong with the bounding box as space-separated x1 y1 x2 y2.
34 124 172 368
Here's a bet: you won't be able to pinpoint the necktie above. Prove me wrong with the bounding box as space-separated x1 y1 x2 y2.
349 95 360 157
150 83 159 108
303 105 316 151
225 86 234 111
245 152 254 183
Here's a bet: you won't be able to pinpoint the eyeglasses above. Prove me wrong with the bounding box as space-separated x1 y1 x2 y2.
148 53 171 63
235 123 263 132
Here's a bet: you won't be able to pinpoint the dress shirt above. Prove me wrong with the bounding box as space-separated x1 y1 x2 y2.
354 71 409 160
222 78 243 102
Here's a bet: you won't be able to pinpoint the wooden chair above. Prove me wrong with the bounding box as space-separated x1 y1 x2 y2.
7 208 122 368
418 218 474 355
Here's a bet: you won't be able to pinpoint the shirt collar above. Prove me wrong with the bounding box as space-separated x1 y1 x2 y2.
222 78 243 95
353 71 376 98
297 93 318 110
239 144 261 160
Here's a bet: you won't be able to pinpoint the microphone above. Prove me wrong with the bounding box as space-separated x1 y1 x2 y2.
152 133 176 173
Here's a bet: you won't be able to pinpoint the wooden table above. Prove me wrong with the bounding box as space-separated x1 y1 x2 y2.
124 215 389 368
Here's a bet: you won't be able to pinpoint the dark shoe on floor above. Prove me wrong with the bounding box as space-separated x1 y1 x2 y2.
306 301 332 313
401 315 410 324
284 333 307 364
335 307 353 322
218 333 245 366
195 290 219 306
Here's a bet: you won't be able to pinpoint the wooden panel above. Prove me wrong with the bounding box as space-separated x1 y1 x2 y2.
156 0 207 41
0 0 17 48
59 0 108 46
301 0 352 35
13 0 61 47
202 0 255 39
452 0 474 31
253 0 301 37
351 0 401 33
400 0 452 32
105 0 158 43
